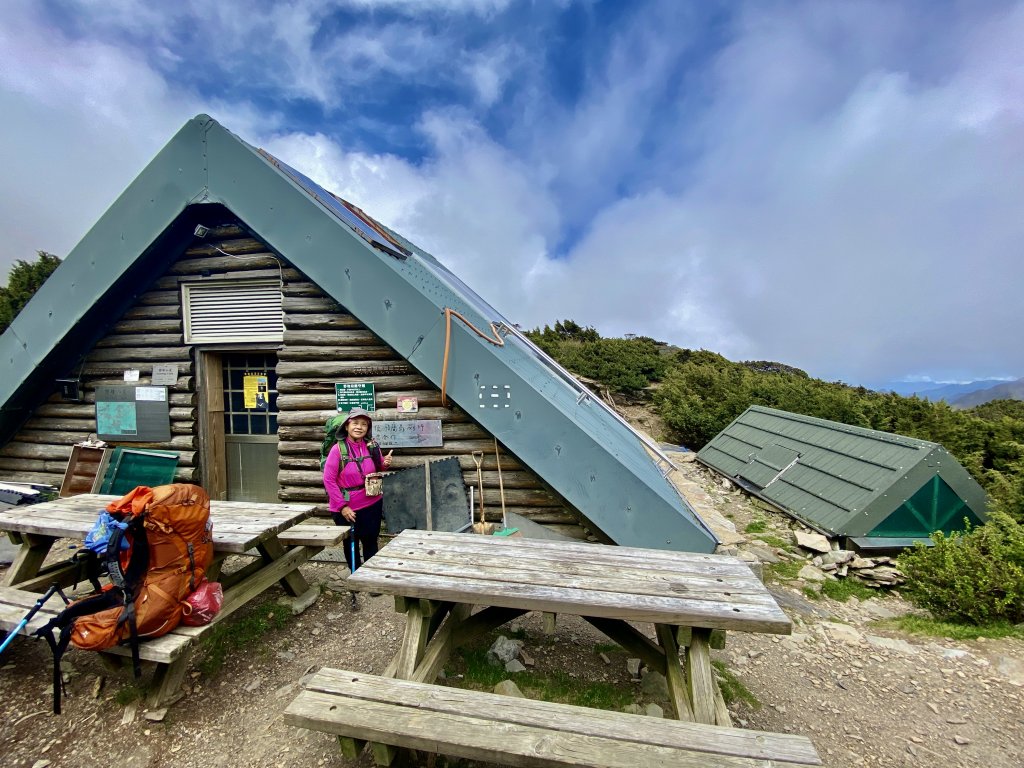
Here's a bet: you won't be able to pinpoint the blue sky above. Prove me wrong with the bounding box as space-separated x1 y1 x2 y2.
2 0 1022 388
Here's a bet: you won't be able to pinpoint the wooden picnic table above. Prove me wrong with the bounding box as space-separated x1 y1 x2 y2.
347 529 793 726
0 492 347 705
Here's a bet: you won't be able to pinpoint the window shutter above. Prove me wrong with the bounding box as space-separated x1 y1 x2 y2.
182 281 283 344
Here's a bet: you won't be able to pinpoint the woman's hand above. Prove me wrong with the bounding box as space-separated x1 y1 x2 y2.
341 505 356 523
383 450 394 469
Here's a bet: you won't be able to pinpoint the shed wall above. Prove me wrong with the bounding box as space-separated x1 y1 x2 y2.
0 219 586 538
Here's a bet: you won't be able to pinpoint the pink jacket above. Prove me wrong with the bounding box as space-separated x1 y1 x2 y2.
322 440 379 513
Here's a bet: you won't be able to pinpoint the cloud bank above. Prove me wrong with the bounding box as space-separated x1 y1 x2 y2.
1 0 1021 385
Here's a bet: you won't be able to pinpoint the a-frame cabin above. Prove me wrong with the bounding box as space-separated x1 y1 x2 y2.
0 115 716 553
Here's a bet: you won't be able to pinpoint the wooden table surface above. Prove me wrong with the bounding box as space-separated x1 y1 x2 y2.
0 493 315 554
348 529 791 634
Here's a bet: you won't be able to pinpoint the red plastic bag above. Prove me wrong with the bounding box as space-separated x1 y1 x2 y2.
181 579 223 626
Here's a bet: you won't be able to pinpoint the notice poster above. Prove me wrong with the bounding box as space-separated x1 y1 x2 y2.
335 381 376 413
397 395 419 414
243 371 269 410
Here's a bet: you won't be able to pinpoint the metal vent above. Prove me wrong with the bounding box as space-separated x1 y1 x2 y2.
182 280 283 344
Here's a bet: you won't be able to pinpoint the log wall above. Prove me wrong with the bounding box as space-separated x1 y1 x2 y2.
0 217 588 539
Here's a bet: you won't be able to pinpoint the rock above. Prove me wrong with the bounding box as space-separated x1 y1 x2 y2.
31 761 51 768
865 635 919 655
793 531 831 553
640 670 669 700
798 565 827 582
621 703 643 715
820 550 854 565
144 708 168 722
644 703 665 718
598 652 611 665
860 600 898 620
121 702 138 726
745 544 781 564
276 651 296 661
487 635 522 664
244 677 262 692
822 623 864 645
91 675 104 699
519 648 535 667
505 660 526 673
677 452 697 463
713 528 747 546
849 557 875 569
626 658 642 678
953 735 970 745
493 680 525 698
996 655 1024 686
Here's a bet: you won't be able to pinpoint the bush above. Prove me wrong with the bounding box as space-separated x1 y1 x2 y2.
898 512 1024 625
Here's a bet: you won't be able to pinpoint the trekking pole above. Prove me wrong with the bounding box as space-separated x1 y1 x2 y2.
0 583 63 657
349 530 358 610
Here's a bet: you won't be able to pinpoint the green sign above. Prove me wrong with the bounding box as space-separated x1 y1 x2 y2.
335 382 376 413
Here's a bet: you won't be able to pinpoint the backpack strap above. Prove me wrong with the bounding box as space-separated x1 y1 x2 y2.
106 516 149 678
35 589 121 714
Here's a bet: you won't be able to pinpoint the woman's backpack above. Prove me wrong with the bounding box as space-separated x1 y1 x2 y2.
35 483 213 712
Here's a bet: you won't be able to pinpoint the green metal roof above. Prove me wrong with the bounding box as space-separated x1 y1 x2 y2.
0 115 716 553
697 405 988 538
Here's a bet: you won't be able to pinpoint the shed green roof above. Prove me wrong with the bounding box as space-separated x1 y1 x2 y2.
696 406 988 538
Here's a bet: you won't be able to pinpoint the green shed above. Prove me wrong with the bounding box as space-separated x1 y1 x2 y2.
696 406 988 549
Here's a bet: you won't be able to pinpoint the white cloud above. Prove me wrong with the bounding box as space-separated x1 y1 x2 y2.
2 0 1022 388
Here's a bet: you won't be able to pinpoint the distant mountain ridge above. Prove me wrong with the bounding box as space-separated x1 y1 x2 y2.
951 378 1024 409
874 378 1017 402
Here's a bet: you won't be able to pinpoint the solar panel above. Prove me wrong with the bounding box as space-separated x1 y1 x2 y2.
257 149 411 260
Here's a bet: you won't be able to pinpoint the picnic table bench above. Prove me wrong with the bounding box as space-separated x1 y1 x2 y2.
284 530 821 766
0 494 349 705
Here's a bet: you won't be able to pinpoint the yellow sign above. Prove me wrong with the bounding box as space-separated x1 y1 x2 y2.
243 372 269 410
397 395 419 413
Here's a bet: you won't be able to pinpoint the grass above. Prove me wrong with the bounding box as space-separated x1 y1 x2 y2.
881 615 1024 642
764 560 803 582
820 578 878 602
198 601 290 676
114 682 145 706
452 645 633 711
744 519 767 534
711 660 760 709
753 533 790 550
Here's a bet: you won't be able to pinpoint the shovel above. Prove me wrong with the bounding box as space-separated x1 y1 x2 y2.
471 451 492 534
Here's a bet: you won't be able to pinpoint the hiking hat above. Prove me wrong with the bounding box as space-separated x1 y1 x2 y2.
339 407 374 435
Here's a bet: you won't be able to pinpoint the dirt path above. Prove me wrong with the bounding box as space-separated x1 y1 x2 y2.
1 465 1022 767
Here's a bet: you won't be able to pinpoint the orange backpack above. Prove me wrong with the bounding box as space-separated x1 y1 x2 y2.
35 484 213 712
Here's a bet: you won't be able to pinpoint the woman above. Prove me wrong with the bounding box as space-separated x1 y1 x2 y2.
322 407 393 570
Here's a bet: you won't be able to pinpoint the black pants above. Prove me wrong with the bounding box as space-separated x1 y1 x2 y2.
331 497 383 571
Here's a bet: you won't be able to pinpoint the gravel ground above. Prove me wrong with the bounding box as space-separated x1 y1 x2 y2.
1 486 1022 768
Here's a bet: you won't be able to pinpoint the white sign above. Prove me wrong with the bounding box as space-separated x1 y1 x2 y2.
123 369 140 382
135 386 167 402
374 419 443 448
151 364 179 386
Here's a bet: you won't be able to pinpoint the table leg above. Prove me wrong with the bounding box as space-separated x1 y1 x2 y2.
256 536 313 598
686 628 717 725
3 534 56 588
655 624 694 722
394 601 432 679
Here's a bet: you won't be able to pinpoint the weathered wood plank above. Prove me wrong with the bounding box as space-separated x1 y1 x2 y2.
686 629 717 725
287 669 822 766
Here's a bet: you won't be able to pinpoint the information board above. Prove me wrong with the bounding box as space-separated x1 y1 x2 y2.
94 385 171 442
335 382 375 412
374 419 443 448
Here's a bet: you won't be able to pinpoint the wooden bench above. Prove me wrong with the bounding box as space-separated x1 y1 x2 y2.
0 584 218 706
284 668 822 768
277 524 347 548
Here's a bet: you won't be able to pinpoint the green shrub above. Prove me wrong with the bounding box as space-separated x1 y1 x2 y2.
898 512 1024 625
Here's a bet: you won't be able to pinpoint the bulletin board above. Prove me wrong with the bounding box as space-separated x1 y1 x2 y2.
94 385 171 442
